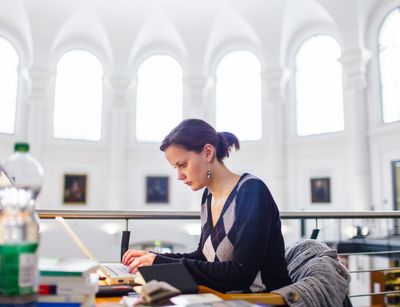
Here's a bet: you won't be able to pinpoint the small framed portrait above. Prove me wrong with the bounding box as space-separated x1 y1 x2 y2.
146 176 169 204
63 174 87 204
310 177 331 203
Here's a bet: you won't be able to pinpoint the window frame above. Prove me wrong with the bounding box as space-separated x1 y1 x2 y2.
49 48 107 146
365 0 400 133
213 48 263 142
377 7 400 125
291 33 345 138
0 34 23 138
133 53 184 144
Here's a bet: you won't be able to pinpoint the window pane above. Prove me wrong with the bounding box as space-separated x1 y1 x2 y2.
136 55 183 142
216 51 262 140
0 36 18 134
295 35 344 136
379 8 400 123
53 50 103 141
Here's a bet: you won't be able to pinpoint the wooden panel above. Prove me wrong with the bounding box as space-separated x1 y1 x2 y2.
370 271 385 307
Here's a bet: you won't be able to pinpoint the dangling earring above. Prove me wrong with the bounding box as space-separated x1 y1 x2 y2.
207 170 212 179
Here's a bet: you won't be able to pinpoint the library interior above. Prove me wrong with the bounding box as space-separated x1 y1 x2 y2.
1 0 400 306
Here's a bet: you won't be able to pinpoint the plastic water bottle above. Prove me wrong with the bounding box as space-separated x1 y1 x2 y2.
1 143 44 199
0 142 44 306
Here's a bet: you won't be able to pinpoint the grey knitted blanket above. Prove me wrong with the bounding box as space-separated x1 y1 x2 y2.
272 239 351 307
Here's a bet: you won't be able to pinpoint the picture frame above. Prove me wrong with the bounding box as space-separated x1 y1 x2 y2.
310 177 331 203
63 174 87 205
146 176 169 204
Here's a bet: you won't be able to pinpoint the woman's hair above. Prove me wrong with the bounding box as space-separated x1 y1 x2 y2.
160 119 240 161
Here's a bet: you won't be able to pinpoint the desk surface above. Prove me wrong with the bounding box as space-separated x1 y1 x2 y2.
95 285 286 306
198 286 285 305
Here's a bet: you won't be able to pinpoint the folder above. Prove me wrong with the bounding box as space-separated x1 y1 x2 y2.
137 262 198 294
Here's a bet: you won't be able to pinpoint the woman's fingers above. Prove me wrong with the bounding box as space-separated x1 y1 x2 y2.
128 253 156 273
122 249 148 265
128 257 142 273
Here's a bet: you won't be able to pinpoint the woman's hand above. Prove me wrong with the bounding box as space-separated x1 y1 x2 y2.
128 252 156 273
122 249 156 273
122 249 148 265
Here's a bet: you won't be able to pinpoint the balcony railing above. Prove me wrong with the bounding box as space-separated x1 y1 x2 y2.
37 209 400 220
36 209 400 306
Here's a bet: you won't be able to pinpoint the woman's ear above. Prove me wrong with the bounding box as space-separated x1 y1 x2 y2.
203 144 215 162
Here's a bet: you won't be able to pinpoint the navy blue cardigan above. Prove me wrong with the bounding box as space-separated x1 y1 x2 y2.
153 173 291 293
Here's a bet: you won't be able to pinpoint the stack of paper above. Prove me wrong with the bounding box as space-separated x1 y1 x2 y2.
38 258 99 307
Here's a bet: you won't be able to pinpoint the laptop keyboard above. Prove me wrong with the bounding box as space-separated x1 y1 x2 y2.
103 263 132 277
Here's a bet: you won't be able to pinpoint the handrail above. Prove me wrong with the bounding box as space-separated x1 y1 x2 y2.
36 209 400 220
350 267 400 273
37 208 400 302
349 290 400 298
37 209 200 220
340 250 400 257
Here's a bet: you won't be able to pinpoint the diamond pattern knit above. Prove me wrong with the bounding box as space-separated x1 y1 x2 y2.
153 173 292 293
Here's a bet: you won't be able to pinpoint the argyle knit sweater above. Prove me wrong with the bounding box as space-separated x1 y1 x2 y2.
153 173 292 293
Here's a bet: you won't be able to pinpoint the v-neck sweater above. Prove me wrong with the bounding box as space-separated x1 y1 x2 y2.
153 173 292 293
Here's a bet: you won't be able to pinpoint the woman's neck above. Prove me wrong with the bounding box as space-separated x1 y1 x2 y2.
207 163 240 199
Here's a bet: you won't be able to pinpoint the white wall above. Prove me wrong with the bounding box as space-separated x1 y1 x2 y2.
0 0 400 249
2 2 400 303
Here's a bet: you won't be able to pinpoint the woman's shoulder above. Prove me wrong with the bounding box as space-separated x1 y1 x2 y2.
237 173 275 203
236 174 278 212
237 173 268 191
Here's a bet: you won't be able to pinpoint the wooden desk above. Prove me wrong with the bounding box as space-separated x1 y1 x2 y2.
95 285 286 306
198 286 286 305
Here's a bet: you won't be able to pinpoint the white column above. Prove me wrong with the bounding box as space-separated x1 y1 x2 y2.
261 67 289 209
105 77 133 209
340 48 372 211
22 67 54 158
183 76 214 120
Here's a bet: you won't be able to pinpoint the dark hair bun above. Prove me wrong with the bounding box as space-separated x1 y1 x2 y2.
160 119 240 162
217 132 240 160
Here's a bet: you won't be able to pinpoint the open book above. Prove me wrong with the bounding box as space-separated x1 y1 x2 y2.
135 280 181 305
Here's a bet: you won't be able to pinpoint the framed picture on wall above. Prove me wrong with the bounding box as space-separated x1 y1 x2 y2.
146 176 169 204
310 177 331 203
63 174 87 205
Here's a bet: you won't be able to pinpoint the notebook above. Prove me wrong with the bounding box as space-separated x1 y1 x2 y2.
138 263 198 294
55 216 138 285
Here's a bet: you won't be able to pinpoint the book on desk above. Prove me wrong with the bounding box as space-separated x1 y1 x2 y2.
136 262 198 294
38 258 99 307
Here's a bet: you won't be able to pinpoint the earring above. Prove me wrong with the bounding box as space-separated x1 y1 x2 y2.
207 170 212 179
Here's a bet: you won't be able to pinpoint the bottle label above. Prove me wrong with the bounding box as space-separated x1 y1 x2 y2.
0 243 38 296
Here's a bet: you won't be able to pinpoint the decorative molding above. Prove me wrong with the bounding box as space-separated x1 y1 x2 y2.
104 76 135 107
261 67 290 100
183 76 214 105
339 47 372 90
22 67 55 106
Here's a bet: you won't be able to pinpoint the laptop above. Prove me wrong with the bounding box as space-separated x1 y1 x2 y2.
55 216 139 285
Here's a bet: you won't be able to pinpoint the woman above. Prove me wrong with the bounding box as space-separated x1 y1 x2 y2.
122 119 291 293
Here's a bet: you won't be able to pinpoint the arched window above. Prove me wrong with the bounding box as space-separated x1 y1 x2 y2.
53 50 103 141
295 35 344 136
379 7 400 124
136 55 183 142
216 50 262 140
0 36 19 134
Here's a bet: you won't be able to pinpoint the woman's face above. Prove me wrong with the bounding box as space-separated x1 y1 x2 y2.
164 145 209 191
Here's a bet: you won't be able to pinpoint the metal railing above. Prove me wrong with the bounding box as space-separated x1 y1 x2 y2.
36 209 400 305
37 209 400 220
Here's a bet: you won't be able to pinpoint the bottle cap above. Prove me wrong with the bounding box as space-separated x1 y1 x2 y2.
14 143 29 153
